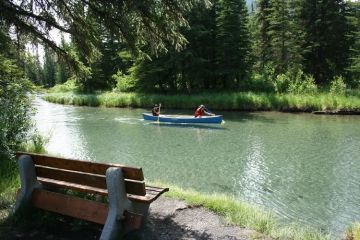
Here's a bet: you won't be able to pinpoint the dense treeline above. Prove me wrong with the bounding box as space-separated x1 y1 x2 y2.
24 0 360 95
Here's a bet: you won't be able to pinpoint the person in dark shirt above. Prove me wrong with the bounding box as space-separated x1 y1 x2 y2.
152 104 161 116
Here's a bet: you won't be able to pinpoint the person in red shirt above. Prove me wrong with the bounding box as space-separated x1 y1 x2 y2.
194 104 215 118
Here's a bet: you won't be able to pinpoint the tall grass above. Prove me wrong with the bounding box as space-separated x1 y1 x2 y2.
156 183 331 240
44 91 360 112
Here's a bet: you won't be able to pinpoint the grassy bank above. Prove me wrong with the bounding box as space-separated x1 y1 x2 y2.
161 184 331 240
346 223 360 240
0 158 19 219
44 91 360 112
0 137 46 221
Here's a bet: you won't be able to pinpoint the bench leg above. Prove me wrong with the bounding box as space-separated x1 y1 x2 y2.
129 202 150 225
100 167 131 240
15 155 42 212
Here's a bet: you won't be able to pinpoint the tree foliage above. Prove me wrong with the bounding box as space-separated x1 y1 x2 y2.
0 0 198 68
0 54 33 158
346 1 360 85
216 0 251 88
2 0 359 94
300 0 350 84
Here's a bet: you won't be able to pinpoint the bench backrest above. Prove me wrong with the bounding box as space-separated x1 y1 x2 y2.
16 152 146 196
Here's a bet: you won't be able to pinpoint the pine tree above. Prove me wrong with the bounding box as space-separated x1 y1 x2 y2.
253 0 271 71
346 1 360 84
0 0 195 66
24 53 44 85
55 36 70 84
267 0 304 74
300 0 349 84
132 3 218 93
43 48 56 87
216 0 251 89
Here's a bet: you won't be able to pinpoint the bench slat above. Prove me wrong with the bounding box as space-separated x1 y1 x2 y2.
17 152 144 181
38 178 168 203
36 166 146 196
38 177 108 196
31 188 109 224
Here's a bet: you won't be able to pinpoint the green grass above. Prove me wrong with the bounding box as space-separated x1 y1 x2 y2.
345 223 360 240
44 91 360 112
153 183 331 240
0 134 47 222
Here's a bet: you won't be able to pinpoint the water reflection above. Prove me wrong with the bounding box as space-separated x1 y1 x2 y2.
34 97 360 236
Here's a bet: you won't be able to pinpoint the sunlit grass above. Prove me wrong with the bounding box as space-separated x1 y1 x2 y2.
149 182 331 240
44 91 360 112
345 223 360 240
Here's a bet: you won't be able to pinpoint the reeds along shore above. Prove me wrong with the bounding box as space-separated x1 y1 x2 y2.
44 91 360 113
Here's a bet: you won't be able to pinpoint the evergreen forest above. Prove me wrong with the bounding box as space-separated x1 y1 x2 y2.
12 0 360 95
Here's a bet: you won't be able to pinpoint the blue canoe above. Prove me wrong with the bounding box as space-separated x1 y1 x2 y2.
143 113 223 124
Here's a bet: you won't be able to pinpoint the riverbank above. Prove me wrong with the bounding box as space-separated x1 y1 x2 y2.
0 180 332 240
43 91 360 113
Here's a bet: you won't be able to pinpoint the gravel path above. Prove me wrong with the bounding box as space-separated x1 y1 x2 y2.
142 197 259 240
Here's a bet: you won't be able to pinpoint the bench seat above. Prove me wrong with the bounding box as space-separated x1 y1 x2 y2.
38 177 168 203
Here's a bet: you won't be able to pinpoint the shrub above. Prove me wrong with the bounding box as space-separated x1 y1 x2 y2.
288 71 318 94
0 54 33 159
113 70 137 92
49 77 80 93
273 73 290 93
246 73 275 93
330 76 347 95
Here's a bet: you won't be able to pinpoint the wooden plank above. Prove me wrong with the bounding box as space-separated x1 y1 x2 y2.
36 166 146 196
36 166 107 189
124 179 146 196
16 152 144 181
39 178 163 203
38 177 108 196
30 188 108 224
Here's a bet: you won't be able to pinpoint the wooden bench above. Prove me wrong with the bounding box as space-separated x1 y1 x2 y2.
15 152 168 240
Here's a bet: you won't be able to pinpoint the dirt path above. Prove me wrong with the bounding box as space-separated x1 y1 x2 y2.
143 197 259 240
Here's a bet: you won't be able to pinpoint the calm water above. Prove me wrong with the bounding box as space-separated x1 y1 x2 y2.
34 97 360 235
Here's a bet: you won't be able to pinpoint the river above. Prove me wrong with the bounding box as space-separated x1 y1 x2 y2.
34 96 360 235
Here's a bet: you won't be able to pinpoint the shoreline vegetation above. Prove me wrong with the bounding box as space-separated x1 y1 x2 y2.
44 91 360 114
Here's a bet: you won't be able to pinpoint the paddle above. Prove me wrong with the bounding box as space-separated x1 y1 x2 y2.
204 105 225 125
204 106 214 115
157 103 161 123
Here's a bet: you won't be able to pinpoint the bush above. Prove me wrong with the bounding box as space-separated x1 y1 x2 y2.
288 71 318 94
273 73 290 93
48 77 80 93
113 70 137 92
0 54 33 159
245 73 274 93
330 76 347 95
